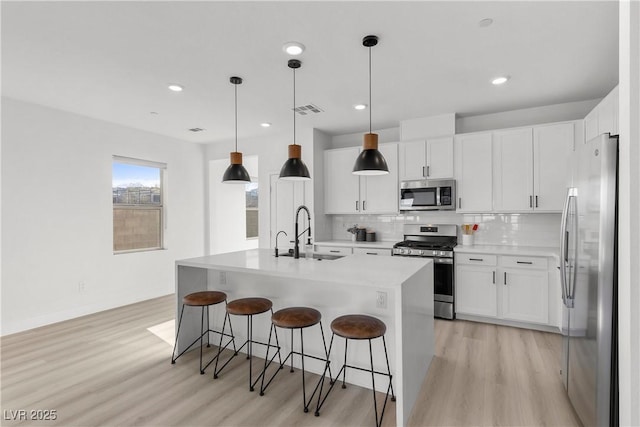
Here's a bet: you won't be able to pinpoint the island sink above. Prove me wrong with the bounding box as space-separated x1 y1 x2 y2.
278 251 344 261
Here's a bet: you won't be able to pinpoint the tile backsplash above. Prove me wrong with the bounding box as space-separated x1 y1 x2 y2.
331 212 561 248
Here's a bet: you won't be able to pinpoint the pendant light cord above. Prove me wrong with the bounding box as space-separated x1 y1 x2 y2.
368 44 372 134
234 83 238 152
293 67 297 146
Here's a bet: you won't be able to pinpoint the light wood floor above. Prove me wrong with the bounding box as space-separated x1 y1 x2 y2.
0 295 581 426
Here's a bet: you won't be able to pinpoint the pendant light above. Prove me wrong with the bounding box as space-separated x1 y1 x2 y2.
353 35 389 175
279 59 311 181
222 76 251 183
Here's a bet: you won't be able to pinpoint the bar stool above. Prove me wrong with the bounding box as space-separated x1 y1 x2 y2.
171 290 236 374
258 307 333 413
315 314 396 427
213 297 282 391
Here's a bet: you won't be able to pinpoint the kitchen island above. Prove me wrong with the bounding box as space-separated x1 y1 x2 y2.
175 248 434 426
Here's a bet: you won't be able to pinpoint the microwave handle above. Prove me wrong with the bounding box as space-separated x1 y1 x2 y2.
458 197 461 209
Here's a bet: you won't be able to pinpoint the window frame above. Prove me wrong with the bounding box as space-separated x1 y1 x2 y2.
112 156 167 254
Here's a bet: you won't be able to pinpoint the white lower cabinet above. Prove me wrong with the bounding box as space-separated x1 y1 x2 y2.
456 264 497 317
456 252 550 327
501 267 548 324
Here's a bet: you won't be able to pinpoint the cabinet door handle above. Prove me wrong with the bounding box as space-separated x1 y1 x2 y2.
366 252 378 255
529 195 533 208
363 200 366 211
329 250 340 253
469 258 484 261
535 195 539 208
356 200 359 211
504 272 507 285
517 261 533 265
458 197 462 209
493 271 496 284
422 166 425 177
426 165 430 177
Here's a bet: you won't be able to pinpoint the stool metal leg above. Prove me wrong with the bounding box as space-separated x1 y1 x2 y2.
206 305 211 347
289 329 295 372
314 332 336 416
341 338 348 388
368 339 380 427
300 328 308 412
382 335 396 401
170 304 186 364
198 306 206 374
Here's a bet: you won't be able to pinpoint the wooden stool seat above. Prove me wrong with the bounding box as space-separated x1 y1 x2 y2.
271 307 321 329
330 314 386 340
227 297 273 316
183 291 227 306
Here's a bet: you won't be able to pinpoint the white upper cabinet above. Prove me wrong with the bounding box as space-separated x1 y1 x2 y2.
454 132 493 212
494 123 574 213
399 140 426 180
399 137 454 181
493 128 534 212
585 85 619 142
360 143 399 213
427 136 454 179
324 147 360 214
324 143 398 214
533 123 575 211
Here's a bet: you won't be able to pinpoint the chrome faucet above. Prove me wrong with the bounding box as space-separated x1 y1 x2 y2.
294 205 311 259
274 230 287 257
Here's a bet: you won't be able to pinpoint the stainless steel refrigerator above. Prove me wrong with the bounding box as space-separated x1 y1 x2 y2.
560 133 618 427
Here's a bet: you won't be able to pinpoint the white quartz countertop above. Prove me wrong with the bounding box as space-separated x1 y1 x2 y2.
454 244 560 259
176 248 430 289
314 240 396 249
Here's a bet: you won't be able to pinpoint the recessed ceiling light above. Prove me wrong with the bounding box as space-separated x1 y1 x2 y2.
260 122 271 128
282 42 305 56
354 104 367 110
479 18 494 28
168 84 184 92
491 76 510 85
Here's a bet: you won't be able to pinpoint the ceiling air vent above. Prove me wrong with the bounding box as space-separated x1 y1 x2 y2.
188 127 205 132
293 103 324 116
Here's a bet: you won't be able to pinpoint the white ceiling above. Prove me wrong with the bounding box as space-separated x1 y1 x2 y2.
2 1 619 144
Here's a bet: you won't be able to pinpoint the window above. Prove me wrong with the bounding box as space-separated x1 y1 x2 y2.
112 156 166 253
245 182 258 239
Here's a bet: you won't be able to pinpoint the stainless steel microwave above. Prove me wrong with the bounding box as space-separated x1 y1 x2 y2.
399 179 456 211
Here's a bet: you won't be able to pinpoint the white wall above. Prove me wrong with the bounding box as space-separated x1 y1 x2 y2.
203 127 314 251
456 99 601 133
330 126 400 149
1 98 205 335
617 2 640 425
208 156 258 255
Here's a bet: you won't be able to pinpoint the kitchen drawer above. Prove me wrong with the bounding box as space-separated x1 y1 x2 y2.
455 253 497 266
314 245 353 256
353 247 392 256
499 255 547 269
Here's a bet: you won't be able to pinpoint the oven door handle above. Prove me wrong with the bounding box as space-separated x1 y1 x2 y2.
433 257 453 264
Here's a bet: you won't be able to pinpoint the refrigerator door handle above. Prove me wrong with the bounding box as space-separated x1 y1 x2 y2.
559 187 577 305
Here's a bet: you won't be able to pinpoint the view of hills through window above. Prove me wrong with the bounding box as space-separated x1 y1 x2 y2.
112 160 164 252
245 182 258 239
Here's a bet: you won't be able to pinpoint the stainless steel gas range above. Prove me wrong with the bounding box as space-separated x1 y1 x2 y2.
393 224 457 320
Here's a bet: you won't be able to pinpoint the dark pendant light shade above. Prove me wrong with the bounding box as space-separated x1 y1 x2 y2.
222 152 252 182
353 133 389 175
279 59 311 181
353 35 389 176
223 76 251 184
